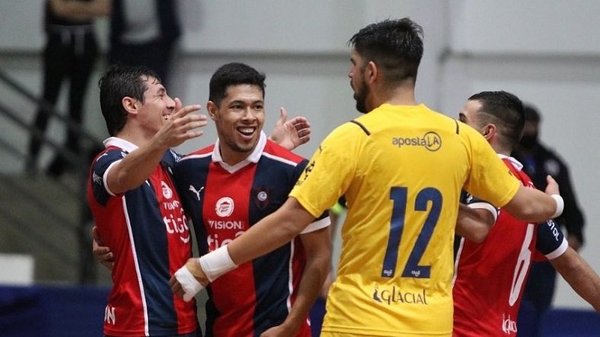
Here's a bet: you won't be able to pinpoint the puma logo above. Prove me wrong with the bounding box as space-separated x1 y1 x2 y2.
189 185 204 201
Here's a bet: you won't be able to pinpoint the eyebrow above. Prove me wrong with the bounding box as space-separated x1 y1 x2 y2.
230 99 264 105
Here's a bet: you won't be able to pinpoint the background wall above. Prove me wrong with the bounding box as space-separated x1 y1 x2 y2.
0 0 599 310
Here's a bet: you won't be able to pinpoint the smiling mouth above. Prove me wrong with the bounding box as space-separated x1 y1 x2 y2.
237 127 256 136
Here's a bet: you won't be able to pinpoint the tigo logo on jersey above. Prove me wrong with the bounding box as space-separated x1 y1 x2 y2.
392 131 441 151
216 197 234 217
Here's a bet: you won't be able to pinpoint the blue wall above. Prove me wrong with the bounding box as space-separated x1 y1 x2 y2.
0 285 107 337
1 285 599 336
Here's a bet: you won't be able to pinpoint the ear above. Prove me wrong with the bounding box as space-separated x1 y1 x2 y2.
483 124 497 140
122 96 139 115
365 61 378 84
206 101 218 120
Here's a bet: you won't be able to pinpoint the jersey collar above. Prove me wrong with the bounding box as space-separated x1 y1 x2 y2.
212 131 267 173
103 137 138 153
498 153 524 171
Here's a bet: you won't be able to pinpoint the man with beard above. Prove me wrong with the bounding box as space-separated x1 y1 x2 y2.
171 18 565 336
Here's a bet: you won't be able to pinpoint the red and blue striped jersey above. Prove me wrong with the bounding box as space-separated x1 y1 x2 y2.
453 155 568 337
87 137 198 337
173 133 328 337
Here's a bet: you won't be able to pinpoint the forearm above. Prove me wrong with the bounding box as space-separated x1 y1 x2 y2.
281 228 331 333
106 140 168 194
552 248 600 312
227 198 315 266
173 198 317 300
282 253 330 333
504 186 562 223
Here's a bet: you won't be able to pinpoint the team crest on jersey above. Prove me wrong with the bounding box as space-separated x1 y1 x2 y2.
252 188 270 209
215 197 234 217
161 181 173 199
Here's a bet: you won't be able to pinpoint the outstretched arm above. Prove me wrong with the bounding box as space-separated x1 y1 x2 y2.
551 247 600 312
170 197 315 300
107 100 205 194
268 107 311 150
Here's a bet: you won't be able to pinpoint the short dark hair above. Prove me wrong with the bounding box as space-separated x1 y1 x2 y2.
98 65 161 136
209 62 266 106
468 90 524 148
348 18 424 84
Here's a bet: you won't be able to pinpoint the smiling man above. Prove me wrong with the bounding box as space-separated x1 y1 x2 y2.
171 62 331 337
88 65 206 337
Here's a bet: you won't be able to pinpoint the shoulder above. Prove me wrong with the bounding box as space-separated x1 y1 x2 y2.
173 145 213 176
262 140 306 166
91 146 125 169
179 145 214 162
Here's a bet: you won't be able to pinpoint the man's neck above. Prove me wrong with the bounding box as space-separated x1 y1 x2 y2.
368 83 417 111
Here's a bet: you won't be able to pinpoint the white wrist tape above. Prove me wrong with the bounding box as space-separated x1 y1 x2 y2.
174 263 204 302
199 245 238 282
551 194 564 218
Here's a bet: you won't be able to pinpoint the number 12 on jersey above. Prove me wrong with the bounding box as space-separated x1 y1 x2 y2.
381 186 442 279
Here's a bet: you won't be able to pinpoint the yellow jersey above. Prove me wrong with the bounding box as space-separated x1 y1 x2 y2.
290 104 520 336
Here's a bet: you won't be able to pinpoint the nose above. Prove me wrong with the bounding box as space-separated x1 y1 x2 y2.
166 95 176 110
241 107 256 120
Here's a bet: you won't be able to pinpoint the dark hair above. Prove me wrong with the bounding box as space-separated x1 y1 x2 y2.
209 62 266 106
468 90 524 148
523 103 541 122
98 65 161 136
348 18 424 84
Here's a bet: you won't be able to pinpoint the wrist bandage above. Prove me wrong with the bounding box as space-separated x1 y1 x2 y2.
174 264 204 302
551 194 564 218
199 245 238 282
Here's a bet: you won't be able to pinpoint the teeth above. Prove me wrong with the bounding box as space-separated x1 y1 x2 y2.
239 128 255 134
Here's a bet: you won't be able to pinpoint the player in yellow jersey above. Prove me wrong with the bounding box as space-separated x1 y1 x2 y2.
170 18 565 337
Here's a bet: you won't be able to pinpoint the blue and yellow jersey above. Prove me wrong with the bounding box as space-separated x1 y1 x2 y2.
290 104 520 336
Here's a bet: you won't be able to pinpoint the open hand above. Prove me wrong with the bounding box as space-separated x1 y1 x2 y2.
269 107 311 150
